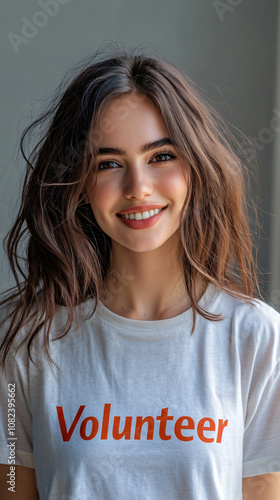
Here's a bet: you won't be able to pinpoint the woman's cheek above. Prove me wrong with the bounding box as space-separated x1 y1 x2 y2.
160 167 188 199
90 179 117 214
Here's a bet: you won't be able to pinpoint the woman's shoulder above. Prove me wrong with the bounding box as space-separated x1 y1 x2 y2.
210 283 279 319
210 283 280 347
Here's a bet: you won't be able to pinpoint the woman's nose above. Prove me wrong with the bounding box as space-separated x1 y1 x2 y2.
122 163 153 200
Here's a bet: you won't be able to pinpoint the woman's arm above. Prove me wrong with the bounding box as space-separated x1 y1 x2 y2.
0 464 39 500
243 473 280 499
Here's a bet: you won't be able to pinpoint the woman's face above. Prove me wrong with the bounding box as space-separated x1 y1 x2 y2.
87 93 189 253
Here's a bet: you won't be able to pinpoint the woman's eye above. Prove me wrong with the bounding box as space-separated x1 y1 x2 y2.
98 160 120 171
151 152 177 163
97 152 177 170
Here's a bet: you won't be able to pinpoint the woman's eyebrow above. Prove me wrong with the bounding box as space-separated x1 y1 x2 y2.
97 138 173 156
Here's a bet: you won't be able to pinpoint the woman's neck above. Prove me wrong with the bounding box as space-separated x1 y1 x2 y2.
100 235 206 320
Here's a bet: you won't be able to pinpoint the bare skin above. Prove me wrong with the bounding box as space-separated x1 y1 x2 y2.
87 93 206 319
1 465 280 499
101 234 206 320
243 473 280 499
0 464 39 500
86 93 280 498
2 94 279 498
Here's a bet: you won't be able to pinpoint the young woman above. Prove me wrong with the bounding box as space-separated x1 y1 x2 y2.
0 45 280 500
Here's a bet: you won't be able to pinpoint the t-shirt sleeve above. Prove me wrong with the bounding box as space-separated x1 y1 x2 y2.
242 303 280 477
0 343 34 468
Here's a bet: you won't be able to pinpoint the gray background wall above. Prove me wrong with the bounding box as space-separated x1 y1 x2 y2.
1 0 279 308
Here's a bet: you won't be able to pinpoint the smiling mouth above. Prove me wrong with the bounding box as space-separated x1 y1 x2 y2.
117 207 167 220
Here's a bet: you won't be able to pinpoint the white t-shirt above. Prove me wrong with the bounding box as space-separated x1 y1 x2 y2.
0 283 280 500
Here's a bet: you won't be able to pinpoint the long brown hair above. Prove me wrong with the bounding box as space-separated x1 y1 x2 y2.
0 43 261 367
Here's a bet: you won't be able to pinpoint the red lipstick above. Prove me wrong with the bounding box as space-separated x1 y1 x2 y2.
117 206 167 230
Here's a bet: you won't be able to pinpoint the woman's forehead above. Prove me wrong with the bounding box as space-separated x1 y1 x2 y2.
93 95 168 149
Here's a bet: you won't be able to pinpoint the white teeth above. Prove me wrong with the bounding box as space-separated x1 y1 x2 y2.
142 211 150 220
120 207 165 220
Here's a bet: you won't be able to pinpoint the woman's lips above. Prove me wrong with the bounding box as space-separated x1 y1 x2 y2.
117 206 167 230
